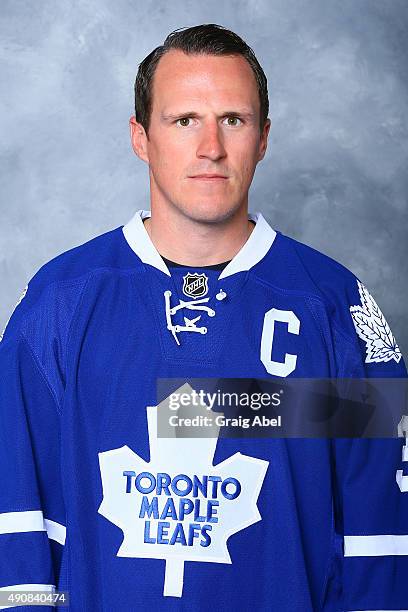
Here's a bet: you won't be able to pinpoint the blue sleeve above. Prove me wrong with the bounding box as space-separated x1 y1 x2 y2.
0 273 87 610
330 278 408 611
0 334 66 610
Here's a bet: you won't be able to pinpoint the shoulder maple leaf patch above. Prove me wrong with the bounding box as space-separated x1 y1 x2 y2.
350 280 402 364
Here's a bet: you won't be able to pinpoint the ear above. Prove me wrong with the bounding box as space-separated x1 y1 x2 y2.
257 118 271 162
129 116 149 163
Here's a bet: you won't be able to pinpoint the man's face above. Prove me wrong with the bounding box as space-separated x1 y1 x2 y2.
130 50 270 223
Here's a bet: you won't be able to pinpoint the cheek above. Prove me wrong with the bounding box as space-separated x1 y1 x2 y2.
150 139 188 176
233 150 257 180
229 137 259 166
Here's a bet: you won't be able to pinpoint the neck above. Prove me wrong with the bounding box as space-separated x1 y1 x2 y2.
144 205 254 267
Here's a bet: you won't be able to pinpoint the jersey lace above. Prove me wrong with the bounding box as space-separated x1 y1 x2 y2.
164 290 216 345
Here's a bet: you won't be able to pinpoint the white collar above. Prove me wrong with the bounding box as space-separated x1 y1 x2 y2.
122 209 276 279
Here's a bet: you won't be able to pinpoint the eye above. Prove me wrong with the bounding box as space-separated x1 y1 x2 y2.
224 116 243 127
176 117 193 127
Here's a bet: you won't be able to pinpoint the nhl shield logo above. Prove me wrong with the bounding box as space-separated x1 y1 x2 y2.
182 273 209 298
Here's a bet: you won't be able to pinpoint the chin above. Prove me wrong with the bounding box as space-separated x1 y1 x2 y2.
177 200 242 225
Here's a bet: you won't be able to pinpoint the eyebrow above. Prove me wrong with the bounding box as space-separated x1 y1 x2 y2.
161 110 255 121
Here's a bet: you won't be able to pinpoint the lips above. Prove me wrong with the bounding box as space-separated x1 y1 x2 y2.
190 174 228 179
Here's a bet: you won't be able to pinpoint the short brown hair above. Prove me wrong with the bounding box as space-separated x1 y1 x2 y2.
134 23 269 137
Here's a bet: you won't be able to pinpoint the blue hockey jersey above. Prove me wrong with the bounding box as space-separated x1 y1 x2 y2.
0 209 407 611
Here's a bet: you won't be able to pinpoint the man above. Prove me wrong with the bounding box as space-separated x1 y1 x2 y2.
0 23 407 612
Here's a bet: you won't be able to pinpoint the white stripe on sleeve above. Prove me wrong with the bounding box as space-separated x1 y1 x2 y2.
0 511 66 544
344 534 408 556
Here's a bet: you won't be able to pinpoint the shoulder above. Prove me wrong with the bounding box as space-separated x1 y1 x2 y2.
30 224 136 286
256 230 404 371
257 230 362 307
0 224 137 344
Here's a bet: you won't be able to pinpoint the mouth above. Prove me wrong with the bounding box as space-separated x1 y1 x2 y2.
189 175 228 181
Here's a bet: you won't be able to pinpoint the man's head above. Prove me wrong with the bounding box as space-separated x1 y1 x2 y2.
130 24 271 224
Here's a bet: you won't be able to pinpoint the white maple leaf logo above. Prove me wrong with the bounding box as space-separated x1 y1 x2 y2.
98 385 269 598
350 280 402 364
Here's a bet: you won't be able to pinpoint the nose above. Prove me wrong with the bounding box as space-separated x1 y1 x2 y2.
196 121 227 161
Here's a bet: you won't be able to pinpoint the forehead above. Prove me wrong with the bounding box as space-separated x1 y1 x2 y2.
151 49 259 111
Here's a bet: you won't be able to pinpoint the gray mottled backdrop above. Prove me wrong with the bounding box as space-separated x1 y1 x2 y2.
1 0 407 353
